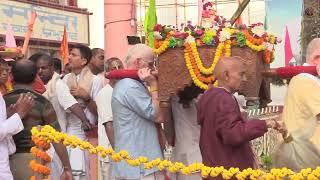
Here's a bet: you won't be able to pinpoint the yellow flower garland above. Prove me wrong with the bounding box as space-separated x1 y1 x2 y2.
246 40 265 51
153 38 170 55
184 51 209 90
188 42 224 75
31 125 320 180
183 40 231 90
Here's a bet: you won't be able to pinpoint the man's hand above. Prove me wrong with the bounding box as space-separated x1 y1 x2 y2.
138 68 157 86
15 93 35 119
70 86 90 101
60 169 73 180
81 120 93 132
7 104 16 118
316 64 320 76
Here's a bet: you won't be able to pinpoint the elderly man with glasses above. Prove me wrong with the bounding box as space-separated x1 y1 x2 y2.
111 44 165 180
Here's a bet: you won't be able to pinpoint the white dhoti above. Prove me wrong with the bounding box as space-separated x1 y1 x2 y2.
66 115 89 180
47 146 63 180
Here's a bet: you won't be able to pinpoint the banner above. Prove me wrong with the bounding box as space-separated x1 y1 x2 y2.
0 0 89 44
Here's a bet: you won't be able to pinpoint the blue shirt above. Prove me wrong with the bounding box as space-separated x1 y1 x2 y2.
112 78 163 179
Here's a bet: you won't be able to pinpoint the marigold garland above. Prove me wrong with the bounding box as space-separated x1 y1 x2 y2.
243 30 264 45
183 40 231 90
30 125 320 180
153 37 170 55
29 160 51 176
32 136 51 150
31 147 52 163
30 128 52 180
30 176 51 180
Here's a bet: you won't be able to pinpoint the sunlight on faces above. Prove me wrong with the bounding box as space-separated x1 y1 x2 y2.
91 49 105 72
68 48 87 70
227 61 247 92
105 58 124 72
0 60 9 85
306 38 320 66
126 44 156 70
36 59 54 84
214 56 247 92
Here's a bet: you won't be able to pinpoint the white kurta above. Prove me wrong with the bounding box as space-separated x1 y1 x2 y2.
95 84 113 180
0 96 23 180
63 73 103 180
43 72 79 179
170 96 202 180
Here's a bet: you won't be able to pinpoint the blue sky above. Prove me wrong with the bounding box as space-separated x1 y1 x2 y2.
266 0 303 67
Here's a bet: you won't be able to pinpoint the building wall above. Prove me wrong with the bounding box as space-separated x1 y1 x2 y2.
78 0 104 48
104 0 137 60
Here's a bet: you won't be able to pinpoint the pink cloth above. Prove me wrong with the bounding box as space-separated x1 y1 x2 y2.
284 26 293 67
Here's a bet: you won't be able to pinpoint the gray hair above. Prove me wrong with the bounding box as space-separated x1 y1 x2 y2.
124 44 153 67
104 57 122 72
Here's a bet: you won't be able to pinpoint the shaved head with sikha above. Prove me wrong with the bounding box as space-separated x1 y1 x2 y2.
214 56 247 93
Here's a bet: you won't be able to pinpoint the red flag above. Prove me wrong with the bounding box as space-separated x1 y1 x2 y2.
235 0 243 26
284 25 293 67
60 26 69 65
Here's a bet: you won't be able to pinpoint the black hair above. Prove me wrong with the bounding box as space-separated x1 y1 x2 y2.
72 44 92 65
178 84 204 108
12 60 37 84
28 53 52 65
91 48 104 57
52 58 62 73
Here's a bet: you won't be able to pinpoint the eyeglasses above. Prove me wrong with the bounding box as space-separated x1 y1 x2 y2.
140 57 158 70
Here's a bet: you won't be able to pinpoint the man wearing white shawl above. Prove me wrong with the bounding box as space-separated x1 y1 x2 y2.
273 38 320 171
63 44 103 179
34 54 93 179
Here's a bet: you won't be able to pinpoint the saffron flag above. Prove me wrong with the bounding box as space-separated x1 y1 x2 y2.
22 11 37 56
235 0 243 26
60 26 69 65
284 25 293 67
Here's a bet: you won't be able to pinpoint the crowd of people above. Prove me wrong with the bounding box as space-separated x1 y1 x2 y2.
0 38 319 180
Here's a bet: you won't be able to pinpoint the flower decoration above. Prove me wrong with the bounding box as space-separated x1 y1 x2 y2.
154 24 162 32
29 125 320 180
174 32 188 39
29 160 51 176
185 35 195 44
168 37 177 48
251 24 265 37
176 39 184 48
264 42 273 51
154 31 163 40
219 28 232 42
202 30 216 45
236 32 246 47
31 147 52 162
195 29 205 37
276 37 282 43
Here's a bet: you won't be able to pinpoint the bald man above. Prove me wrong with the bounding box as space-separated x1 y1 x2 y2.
111 44 164 180
197 57 280 177
274 38 320 171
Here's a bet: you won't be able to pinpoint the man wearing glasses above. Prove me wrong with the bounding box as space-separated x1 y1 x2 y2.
111 44 164 180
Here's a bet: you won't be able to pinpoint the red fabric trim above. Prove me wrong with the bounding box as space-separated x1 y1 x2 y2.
275 66 317 79
106 70 139 80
